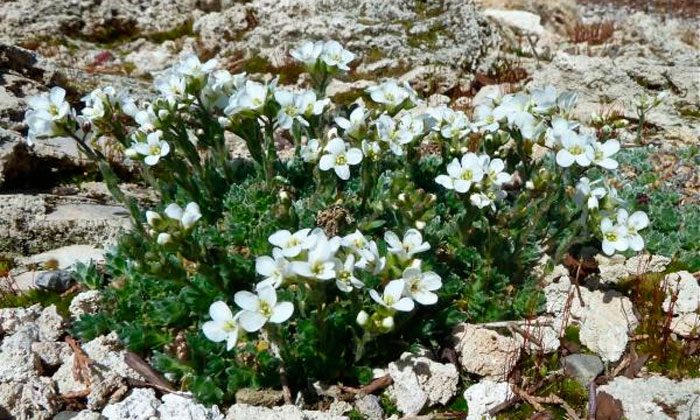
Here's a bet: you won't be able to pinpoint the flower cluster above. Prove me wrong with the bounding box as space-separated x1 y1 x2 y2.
203 227 442 351
146 202 202 244
290 40 355 71
600 209 650 256
24 87 71 145
435 153 512 211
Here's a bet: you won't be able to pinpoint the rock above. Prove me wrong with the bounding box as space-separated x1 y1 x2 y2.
595 254 671 284
54 410 104 420
327 401 353 416
234 388 284 407
31 341 72 367
0 377 58 420
0 194 129 256
34 270 75 292
53 332 144 410
102 388 161 420
159 393 224 420
545 276 638 362
597 376 700 420
562 354 604 386
513 317 560 354
20 245 106 270
387 352 459 414
670 313 700 337
69 290 103 320
662 271 700 314
482 9 545 35
1 322 39 353
530 51 700 145
452 323 521 379
354 395 384 420
0 304 42 335
0 347 42 382
123 40 179 77
36 304 66 341
193 5 248 54
225 404 348 420
463 380 514 420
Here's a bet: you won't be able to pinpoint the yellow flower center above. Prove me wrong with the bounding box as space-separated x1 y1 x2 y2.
335 154 347 165
259 301 272 318
222 320 237 332
570 145 584 155
461 170 473 180
150 145 161 155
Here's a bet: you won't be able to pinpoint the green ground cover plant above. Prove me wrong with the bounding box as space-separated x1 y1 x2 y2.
23 40 652 405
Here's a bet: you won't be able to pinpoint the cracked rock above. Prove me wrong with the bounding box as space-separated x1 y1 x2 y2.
159 392 224 420
453 323 521 379
387 352 459 415
102 388 160 420
663 271 700 314
463 380 514 420
69 290 103 320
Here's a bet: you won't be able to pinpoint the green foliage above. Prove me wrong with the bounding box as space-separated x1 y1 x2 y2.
0 289 76 318
617 146 700 270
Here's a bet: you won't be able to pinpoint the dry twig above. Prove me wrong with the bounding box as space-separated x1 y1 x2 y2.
65 336 92 386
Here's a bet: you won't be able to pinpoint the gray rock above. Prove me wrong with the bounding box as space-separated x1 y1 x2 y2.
562 354 604 386
662 271 700 314
225 404 347 420
101 388 160 420
597 376 700 420
463 380 514 420
34 270 75 292
354 395 383 420
20 244 106 270
670 313 700 338
36 304 66 341
31 341 72 367
452 323 522 380
69 290 103 320
234 388 284 407
0 194 129 256
0 347 42 382
545 276 638 362
0 304 42 335
387 352 459 415
159 393 224 420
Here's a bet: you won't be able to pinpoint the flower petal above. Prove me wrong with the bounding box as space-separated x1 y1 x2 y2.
393 297 415 312
238 311 267 332
202 321 227 342
209 300 233 322
234 291 259 312
269 301 294 323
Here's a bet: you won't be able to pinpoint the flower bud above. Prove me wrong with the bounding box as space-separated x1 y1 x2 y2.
145 211 161 227
124 148 138 158
602 125 612 134
381 316 394 330
158 109 169 119
415 220 426 230
356 310 369 326
218 117 231 128
157 232 172 245
279 190 290 202
526 180 535 190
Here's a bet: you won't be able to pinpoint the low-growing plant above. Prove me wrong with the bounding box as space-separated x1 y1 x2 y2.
24 40 654 404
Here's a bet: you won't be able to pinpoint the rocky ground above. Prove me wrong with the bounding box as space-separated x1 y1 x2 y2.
0 0 699 418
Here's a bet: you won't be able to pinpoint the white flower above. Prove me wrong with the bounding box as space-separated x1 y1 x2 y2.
320 40 355 71
134 106 158 133
587 139 620 170
361 140 382 161
470 192 495 210
546 118 578 148
298 90 330 117
435 153 485 193
224 80 267 115
176 53 217 79
557 91 578 114
384 229 430 261
367 80 410 109
291 40 324 65
398 113 424 138
480 155 511 186
493 94 537 138
356 240 386 275
473 104 500 133
575 177 607 209
234 287 294 332
24 87 71 145
300 138 322 163
341 230 368 252
335 106 366 137
202 301 240 350
617 209 649 251
600 217 629 256
376 114 413 156
531 86 557 113
268 228 316 258
556 132 593 168
255 248 291 290
290 234 338 280
154 73 186 103
334 255 364 292
165 202 202 229
440 111 471 139
275 90 308 129
132 131 170 166
382 316 395 329
401 267 442 305
145 211 161 227
318 137 363 180
369 279 414 312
